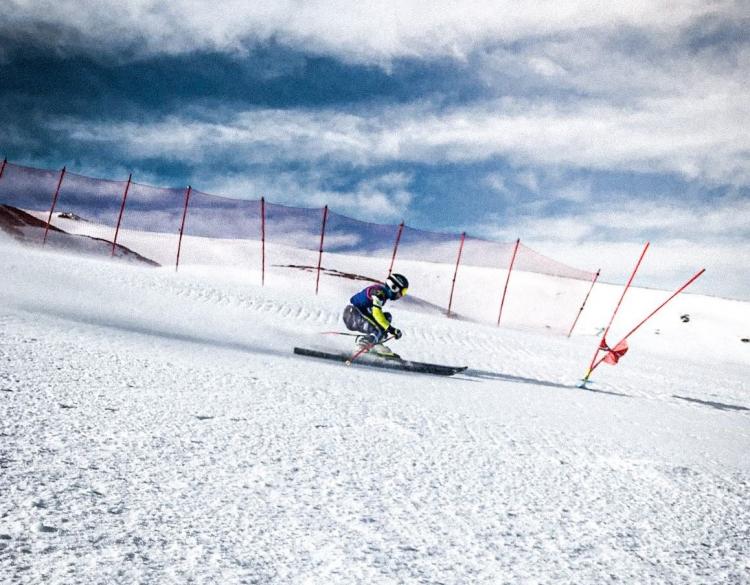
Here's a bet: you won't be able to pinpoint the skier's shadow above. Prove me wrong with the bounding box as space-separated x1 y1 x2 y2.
461 368 630 397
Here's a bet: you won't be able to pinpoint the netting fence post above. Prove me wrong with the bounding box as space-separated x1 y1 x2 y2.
447 232 466 317
175 186 192 271
111 173 132 257
497 238 520 326
260 197 266 287
43 166 66 246
387 221 404 277
567 268 601 337
315 205 328 295
583 242 649 382
0 158 6 180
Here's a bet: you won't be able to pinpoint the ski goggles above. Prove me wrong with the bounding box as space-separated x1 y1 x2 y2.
387 284 408 297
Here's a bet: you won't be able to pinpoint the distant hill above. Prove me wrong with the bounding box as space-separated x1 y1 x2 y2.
0 204 159 266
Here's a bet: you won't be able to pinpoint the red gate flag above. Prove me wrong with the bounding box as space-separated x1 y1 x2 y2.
588 267 705 377
602 339 629 365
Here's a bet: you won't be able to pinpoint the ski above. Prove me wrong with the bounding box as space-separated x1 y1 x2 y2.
293 347 467 376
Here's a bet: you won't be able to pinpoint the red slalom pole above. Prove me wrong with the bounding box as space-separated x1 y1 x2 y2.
583 242 649 382
111 173 132 257
447 232 466 317
0 158 7 180
175 186 192 271
567 268 601 337
43 166 66 246
592 268 705 372
261 197 266 287
387 221 404 277
497 238 520 326
315 205 328 295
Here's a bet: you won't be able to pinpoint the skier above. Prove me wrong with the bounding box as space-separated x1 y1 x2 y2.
342 273 408 358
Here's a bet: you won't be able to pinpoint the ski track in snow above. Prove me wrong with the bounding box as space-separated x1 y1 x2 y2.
1 242 749 584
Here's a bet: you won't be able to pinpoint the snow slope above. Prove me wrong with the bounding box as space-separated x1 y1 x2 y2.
0 231 748 584
20 209 750 357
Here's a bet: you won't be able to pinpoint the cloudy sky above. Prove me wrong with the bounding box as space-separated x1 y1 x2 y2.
2 1 748 299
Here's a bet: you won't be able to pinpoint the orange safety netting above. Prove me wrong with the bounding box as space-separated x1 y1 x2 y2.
0 161 599 332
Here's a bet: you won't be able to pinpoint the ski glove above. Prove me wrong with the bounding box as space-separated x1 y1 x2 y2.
388 326 403 339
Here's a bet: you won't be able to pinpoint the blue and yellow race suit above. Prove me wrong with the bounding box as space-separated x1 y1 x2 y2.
343 283 398 342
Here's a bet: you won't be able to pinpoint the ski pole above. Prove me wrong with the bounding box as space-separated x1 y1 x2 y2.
567 268 600 338
320 331 360 337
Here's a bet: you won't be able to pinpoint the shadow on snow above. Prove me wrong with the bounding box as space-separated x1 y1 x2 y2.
673 395 749 413
461 368 631 397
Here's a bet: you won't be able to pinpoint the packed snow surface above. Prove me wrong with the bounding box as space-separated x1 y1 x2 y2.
1 231 748 584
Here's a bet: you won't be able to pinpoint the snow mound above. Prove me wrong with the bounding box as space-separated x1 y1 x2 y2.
0 205 158 266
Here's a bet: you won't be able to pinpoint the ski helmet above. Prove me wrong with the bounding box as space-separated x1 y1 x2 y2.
386 273 409 297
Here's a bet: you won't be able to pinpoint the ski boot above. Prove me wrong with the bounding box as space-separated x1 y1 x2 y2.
371 343 400 359
355 334 375 349
355 335 400 359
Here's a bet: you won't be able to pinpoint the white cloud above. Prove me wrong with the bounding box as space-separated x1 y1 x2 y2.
481 28 750 98
194 170 413 222
16 0 745 192
54 84 750 187
516 170 540 193
553 179 592 203
527 56 567 78
473 195 749 299
482 173 511 197
483 196 750 243
4 1 726 62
